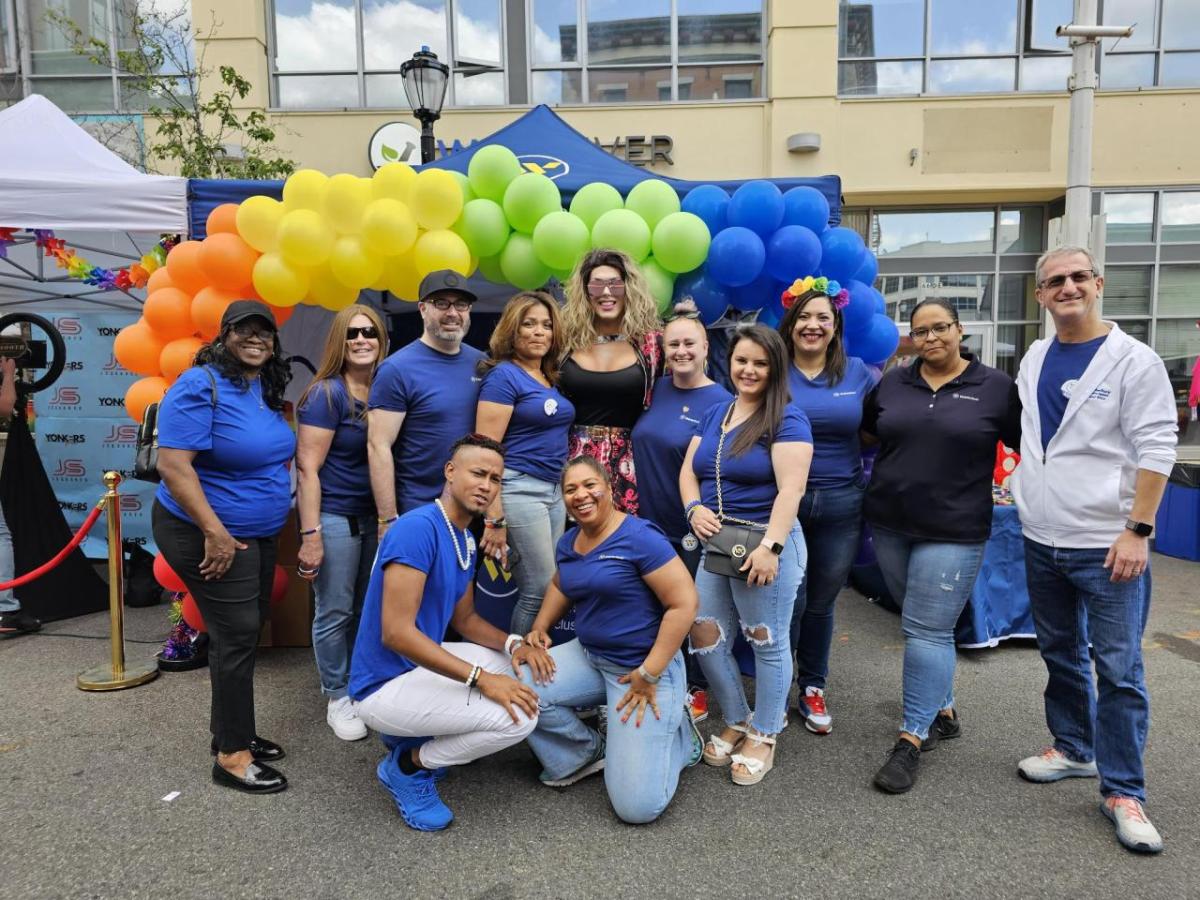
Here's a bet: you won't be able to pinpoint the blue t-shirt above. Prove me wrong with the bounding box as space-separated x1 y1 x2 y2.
1037 335 1107 452
155 366 296 537
691 401 813 525
787 357 877 489
478 361 575 483
556 516 677 669
348 503 477 701
631 378 732 541
369 340 484 513
297 378 373 517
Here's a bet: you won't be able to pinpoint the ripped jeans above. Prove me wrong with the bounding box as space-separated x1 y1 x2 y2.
872 527 985 741
691 525 805 735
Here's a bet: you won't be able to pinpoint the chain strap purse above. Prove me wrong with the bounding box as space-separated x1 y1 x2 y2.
702 403 768 581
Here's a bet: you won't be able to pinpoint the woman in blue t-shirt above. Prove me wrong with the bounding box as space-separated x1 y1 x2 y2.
153 300 295 795
777 280 877 736
296 303 389 743
475 291 575 635
680 324 813 786
515 455 701 824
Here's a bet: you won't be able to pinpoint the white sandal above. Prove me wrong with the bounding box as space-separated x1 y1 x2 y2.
730 732 776 785
702 723 748 767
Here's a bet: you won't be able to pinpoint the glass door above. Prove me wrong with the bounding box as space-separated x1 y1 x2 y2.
961 323 995 366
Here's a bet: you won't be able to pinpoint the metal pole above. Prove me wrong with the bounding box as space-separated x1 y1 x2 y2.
1063 0 1099 249
420 118 437 164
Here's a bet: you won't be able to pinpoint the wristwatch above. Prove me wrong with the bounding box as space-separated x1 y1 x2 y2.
761 539 784 555
1124 519 1153 538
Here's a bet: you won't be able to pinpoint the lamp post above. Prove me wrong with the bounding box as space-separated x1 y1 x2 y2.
400 46 449 164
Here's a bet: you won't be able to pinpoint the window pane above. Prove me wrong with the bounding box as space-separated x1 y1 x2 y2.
880 274 993 322
587 66 671 103
670 63 760 100
928 58 1016 94
1021 56 1070 91
276 74 359 109
1102 0 1157 49
678 1 762 63
873 210 996 256
838 60 922 96
1162 0 1200 50
996 323 1042 378
1154 319 1200 363
1118 319 1150 344
364 0 447 72
999 208 1043 252
1161 191 1200 242
838 0 925 58
1161 52 1200 86
998 273 1039 320
120 75 193 112
1158 266 1200 315
1028 0 1073 50
453 69 504 105
366 73 409 107
531 0 577 63
531 69 582 104
929 0 1017 55
28 0 115 75
1103 193 1154 242
1100 52 1156 89
454 0 501 66
587 0 670 65
29 77 115 111
0 1 12 70
1103 266 1152 316
274 0 357 72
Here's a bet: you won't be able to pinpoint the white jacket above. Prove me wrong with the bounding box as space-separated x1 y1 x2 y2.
1011 321 1177 549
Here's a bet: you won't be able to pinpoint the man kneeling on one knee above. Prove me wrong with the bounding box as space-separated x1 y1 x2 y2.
348 433 539 831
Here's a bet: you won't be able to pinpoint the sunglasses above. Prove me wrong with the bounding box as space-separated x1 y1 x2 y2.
1038 269 1095 290
666 309 701 322
346 325 380 340
587 279 626 298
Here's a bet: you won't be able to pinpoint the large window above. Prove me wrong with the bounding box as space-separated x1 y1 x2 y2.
1 0 15 73
1099 0 1200 89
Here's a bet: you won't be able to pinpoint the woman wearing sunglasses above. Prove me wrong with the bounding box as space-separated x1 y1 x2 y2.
558 249 663 514
296 304 389 742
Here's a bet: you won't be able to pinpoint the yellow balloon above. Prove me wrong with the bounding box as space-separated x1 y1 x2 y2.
383 250 422 301
278 209 334 267
329 235 384 289
307 265 360 310
413 229 472 278
323 173 372 234
236 195 285 253
410 169 464 231
372 162 417 204
252 252 310 306
361 198 418 257
282 169 329 212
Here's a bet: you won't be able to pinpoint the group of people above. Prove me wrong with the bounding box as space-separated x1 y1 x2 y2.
148 245 1177 854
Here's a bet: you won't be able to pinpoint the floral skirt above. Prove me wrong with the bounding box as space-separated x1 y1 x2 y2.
567 424 639 515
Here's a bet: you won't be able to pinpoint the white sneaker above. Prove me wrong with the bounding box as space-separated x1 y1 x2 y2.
1102 796 1164 854
327 696 368 741
800 686 832 735
1017 747 1098 782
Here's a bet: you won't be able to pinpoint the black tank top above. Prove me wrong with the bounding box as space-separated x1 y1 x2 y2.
559 357 645 429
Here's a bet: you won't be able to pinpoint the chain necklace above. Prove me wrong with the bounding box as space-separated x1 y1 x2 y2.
714 402 769 529
434 499 472 570
593 333 627 344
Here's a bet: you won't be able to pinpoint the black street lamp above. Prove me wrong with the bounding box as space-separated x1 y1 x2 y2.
400 45 449 164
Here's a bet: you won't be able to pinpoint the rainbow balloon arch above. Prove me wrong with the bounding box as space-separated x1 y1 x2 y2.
112 145 897 423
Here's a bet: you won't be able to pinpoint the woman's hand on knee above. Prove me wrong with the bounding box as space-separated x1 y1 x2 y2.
478 671 539 723
512 643 555 685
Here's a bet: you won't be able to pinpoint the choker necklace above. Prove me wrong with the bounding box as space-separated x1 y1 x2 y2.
435 499 472 570
593 333 626 344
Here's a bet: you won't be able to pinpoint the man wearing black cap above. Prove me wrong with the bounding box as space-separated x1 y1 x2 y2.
368 270 484 536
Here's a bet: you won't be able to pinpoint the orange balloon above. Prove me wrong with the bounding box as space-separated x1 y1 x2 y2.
159 336 204 382
206 203 241 236
267 304 295 326
113 320 167 377
143 287 196 341
166 240 209 295
200 232 259 292
125 375 169 423
146 267 176 293
191 285 239 340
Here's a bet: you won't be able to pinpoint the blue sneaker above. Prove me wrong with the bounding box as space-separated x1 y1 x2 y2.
380 734 448 782
376 753 454 831
685 704 704 768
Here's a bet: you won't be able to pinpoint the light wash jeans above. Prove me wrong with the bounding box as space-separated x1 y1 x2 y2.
692 524 805 735
312 511 377 699
502 468 565 635
520 640 693 824
872 526 985 741
0 503 16 613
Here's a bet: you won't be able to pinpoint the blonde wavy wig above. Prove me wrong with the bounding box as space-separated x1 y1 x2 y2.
560 248 662 354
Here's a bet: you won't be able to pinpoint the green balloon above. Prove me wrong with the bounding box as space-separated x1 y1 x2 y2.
532 210 590 272
449 170 476 204
502 173 562 234
569 182 624 230
500 233 552 290
468 145 524 202
457 198 511 259
651 211 712 274
549 267 574 283
591 208 652 262
641 257 677 317
477 252 507 284
625 179 680 229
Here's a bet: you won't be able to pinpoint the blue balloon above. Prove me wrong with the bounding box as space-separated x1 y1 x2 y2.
680 184 729 236
732 270 784 313
819 227 866 283
707 226 765 288
765 225 822 283
853 314 901 365
843 280 875 339
781 186 830 232
756 294 787 329
852 251 879 286
673 267 729 326
871 287 886 316
727 180 784 239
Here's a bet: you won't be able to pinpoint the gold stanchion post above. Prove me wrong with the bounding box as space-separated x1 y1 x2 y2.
77 471 159 691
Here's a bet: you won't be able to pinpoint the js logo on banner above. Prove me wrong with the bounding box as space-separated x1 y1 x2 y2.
48 386 81 409
52 459 87 479
102 354 124 375
104 424 139 446
120 495 143 513
53 317 83 340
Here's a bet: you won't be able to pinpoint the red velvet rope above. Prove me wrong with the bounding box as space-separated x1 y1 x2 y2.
0 501 105 591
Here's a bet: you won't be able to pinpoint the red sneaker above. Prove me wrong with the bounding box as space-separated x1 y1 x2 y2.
800 686 832 735
687 688 709 724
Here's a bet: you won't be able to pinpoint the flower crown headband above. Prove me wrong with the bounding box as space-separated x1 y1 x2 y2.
781 276 849 311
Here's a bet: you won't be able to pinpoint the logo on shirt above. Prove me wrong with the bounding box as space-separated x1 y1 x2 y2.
1089 384 1112 401
680 414 701 425
470 376 482 383
951 393 980 402
1061 379 1078 399
466 533 477 556
597 553 628 561
682 534 699 551
832 391 857 398
544 397 559 416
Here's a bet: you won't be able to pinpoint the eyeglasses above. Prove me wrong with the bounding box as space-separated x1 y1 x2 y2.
426 297 473 312
230 322 275 340
1038 269 1095 290
908 322 957 342
587 279 626 298
346 326 380 340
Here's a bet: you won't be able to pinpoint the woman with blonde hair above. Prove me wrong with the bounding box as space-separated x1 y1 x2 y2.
296 303 389 741
557 248 663 514
476 291 575 634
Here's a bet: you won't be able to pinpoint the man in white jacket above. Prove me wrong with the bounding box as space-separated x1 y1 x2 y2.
1011 246 1177 855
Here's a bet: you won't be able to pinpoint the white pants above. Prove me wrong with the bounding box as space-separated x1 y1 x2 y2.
354 642 537 769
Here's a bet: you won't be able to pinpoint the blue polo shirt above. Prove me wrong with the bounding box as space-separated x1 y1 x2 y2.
1037 335 1107 452
348 503 477 701
787 357 877 489
369 340 484 513
155 365 295 537
631 377 732 541
556 515 678 669
478 361 575 483
297 377 373 517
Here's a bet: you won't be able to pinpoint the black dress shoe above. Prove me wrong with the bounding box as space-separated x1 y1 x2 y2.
210 736 286 762
211 760 288 794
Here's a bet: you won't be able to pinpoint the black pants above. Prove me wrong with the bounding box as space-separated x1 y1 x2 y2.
153 500 278 753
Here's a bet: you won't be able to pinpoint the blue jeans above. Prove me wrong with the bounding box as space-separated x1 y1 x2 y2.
520 640 692 824
503 468 565 635
1023 539 1152 802
692 524 805 734
0 503 15 612
791 483 865 691
873 527 985 741
312 512 377 699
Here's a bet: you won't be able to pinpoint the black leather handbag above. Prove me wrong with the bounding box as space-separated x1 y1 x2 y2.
133 367 218 483
701 403 768 581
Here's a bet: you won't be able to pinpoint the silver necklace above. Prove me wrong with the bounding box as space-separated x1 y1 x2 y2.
593 333 627 344
434 499 472 570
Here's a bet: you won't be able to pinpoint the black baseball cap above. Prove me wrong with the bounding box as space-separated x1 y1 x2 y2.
419 270 477 305
221 299 278 331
